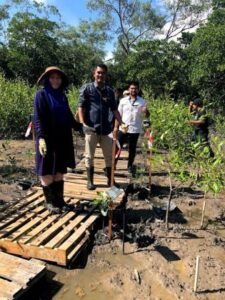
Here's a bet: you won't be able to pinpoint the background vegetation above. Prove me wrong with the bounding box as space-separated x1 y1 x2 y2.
0 0 224 138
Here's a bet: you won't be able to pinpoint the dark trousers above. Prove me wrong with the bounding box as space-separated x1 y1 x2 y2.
116 131 139 167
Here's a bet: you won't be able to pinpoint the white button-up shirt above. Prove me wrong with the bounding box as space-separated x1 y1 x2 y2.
118 96 146 133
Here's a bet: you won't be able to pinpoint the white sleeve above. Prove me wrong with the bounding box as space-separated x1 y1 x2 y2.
118 101 123 116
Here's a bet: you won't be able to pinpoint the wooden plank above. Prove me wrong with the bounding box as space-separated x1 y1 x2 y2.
67 233 90 261
45 207 96 249
0 240 67 266
0 262 45 290
64 177 128 185
9 210 49 241
0 201 45 239
0 262 35 287
9 197 78 242
59 214 98 253
0 278 22 299
20 214 61 244
0 190 36 213
0 252 45 276
19 198 79 244
0 194 44 232
31 212 76 247
0 190 42 222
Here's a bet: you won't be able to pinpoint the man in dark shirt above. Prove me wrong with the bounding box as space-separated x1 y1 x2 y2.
188 98 214 157
78 64 122 190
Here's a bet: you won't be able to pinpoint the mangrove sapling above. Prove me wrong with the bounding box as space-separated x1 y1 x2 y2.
93 191 111 217
0 140 18 174
159 152 188 231
196 139 225 229
177 137 225 229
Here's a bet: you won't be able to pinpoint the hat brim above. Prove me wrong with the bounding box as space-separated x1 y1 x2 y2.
37 67 69 87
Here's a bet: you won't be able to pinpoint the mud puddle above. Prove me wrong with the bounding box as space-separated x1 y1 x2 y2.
52 244 175 300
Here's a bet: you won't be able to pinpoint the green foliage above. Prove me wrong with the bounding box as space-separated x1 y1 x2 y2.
56 26 104 86
149 98 225 200
93 191 111 216
211 113 225 138
0 0 105 85
67 86 79 112
0 74 79 138
0 74 35 138
116 40 189 99
187 8 225 111
149 98 192 150
7 12 59 83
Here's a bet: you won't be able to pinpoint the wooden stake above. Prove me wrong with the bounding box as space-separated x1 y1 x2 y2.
148 148 152 189
108 137 116 241
111 138 116 186
165 176 172 230
148 129 153 191
194 255 200 293
122 207 126 254
200 200 206 229
108 204 113 241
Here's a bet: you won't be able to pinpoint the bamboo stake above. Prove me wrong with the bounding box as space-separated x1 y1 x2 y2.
200 199 206 229
194 256 200 293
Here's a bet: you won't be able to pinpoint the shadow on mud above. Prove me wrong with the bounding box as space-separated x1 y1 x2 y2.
20 270 63 300
197 287 225 294
150 184 204 200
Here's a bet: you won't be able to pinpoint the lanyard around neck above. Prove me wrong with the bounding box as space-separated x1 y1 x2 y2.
129 96 138 106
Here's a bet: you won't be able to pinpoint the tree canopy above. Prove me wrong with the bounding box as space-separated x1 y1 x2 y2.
0 0 224 111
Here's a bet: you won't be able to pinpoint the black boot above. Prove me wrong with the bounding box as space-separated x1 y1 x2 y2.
54 181 74 212
42 183 61 214
87 167 95 190
106 167 112 187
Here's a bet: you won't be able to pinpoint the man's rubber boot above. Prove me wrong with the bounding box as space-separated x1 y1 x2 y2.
42 183 61 214
87 167 95 190
54 180 74 212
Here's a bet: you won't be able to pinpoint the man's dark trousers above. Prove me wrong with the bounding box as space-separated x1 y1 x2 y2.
116 131 139 168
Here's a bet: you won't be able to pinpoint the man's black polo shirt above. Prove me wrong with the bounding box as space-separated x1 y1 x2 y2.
78 82 117 135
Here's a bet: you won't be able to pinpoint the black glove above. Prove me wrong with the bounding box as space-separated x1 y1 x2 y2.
72 119 83 132
143 119 151 129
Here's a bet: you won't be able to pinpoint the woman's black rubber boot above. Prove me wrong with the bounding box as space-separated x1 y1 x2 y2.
42 183 61 214
54 180 74 212
86 167 96 190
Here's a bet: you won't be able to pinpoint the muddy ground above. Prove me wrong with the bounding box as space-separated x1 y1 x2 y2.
0 137 225 300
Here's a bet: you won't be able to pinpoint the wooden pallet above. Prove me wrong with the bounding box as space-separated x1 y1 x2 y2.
0 190 98 266
0 148 130 267
74 147 130 178
0 252 46 299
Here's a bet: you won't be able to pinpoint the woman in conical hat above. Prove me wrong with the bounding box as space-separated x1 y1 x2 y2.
34 66 81 213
